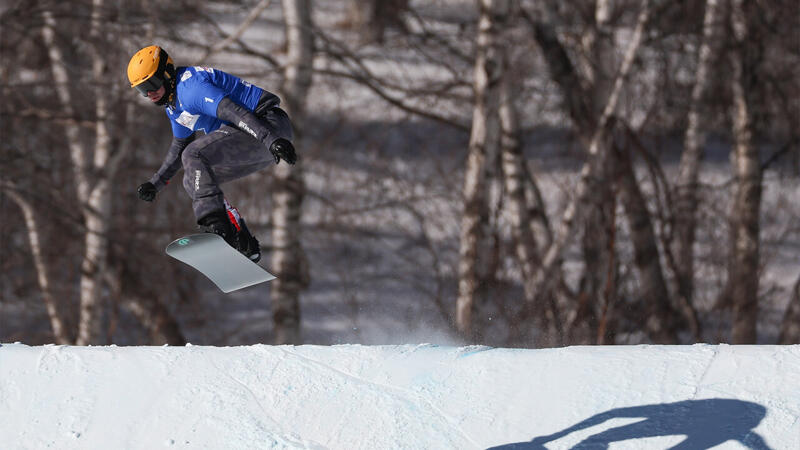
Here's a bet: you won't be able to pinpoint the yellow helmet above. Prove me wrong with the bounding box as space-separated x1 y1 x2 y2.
127 45 176 104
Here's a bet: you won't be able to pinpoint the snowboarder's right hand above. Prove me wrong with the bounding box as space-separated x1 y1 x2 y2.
137 182 157 202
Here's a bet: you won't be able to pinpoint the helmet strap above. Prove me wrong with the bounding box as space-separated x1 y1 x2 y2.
153 51 177 107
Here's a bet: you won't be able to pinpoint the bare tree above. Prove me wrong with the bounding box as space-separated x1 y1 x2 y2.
270 0 314 344
524 0 680 344
673 0 725 339
456 0 509 339
42 3 111 345
499 49 541 320
726 0 763 344
1 182 71 344
497 25 570 344
615 135 678 344
202 0 272 61
1 0 198 345
577 0 619 344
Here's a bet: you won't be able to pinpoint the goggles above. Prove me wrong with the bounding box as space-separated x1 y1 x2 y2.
133 75 164 97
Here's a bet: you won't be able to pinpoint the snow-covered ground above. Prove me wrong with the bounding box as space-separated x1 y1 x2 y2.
1 343 798 449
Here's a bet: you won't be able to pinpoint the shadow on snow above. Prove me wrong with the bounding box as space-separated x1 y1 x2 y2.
488 398 770 449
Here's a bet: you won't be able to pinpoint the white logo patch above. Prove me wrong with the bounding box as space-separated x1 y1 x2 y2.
241 80 252 88
176 111 200 130
194 66 214 73
238 121 258 139
180 70 192 82
194 170 201 191
204 97 215 103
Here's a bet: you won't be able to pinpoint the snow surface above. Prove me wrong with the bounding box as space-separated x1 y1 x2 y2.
1 343 798 449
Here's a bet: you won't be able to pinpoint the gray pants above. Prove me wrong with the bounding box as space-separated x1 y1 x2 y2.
181 108 292 220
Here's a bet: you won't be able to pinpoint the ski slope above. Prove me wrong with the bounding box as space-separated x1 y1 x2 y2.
0 343 798 449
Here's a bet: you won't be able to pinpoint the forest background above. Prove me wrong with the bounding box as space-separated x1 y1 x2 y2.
1 0 798 347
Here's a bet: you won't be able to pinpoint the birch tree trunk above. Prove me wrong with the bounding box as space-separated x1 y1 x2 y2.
522 163 552 251
615 144 678 343
612 0 681 343
42 1 123 345
271 0 313 344
456 0 508 339
674 0 724 339
501 65 570 344
589 0 678 343
41 10 89 204
76 182 111 345
576 0 618 343
727 0 762 344
42 6 102 344
2 184 71 344
528 0 651 311
75 0 118 345
499 61 540 306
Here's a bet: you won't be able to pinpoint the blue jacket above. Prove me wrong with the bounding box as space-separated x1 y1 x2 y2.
166 66 265 138
149 67 279 190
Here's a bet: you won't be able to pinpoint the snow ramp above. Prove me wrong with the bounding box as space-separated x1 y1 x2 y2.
1 343 798 449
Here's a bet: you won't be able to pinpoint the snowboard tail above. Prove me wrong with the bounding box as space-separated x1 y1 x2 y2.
166 234 276 293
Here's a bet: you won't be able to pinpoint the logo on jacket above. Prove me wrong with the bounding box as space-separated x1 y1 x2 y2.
194 170 202 191
176 111 200 130
205 97 215 103
238 121 258 139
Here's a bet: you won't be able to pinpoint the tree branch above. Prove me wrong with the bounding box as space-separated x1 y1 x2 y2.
201 0 272 61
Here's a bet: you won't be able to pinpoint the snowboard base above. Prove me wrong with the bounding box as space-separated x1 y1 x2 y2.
166 234 276 293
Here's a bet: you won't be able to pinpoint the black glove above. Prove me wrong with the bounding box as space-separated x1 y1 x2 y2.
269 138 297 165
137 182 157 202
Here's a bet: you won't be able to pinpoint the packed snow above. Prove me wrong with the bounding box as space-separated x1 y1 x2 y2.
1 343 798 449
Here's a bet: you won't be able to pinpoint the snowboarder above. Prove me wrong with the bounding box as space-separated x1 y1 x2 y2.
128 45 296 263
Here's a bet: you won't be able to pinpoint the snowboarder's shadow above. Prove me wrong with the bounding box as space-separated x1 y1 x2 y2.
488 399 771 449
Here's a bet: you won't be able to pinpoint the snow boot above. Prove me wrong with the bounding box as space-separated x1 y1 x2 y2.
198 211 238 248
198 210 261 263
236 218 261 263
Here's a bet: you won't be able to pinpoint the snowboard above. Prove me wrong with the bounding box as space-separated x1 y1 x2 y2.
166 233 276 293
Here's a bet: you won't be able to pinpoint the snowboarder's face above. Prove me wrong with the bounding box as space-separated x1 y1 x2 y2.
147 86 165 103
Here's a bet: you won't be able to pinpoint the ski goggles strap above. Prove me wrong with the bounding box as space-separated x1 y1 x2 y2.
132 75 164 96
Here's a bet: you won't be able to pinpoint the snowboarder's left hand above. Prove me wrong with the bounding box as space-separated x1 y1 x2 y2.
137 182 157 202
269 138 297 165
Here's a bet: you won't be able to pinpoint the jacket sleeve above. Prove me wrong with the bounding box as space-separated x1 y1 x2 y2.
148 136 193 191
215 96 278 148
254 89 281 115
